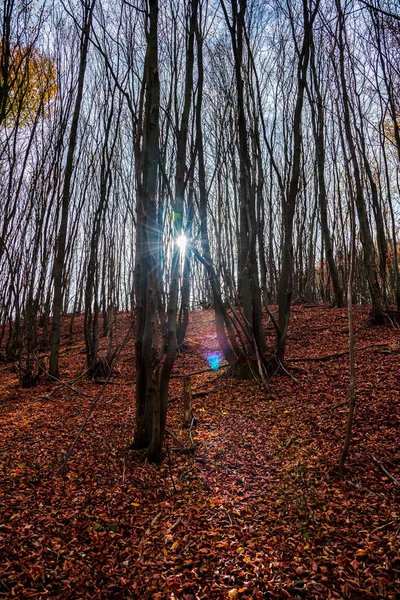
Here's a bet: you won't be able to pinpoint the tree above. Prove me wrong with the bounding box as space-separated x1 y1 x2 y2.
308 27 343 307
49 0 95 379
0 44 56 127
334 0 385 324
276 0 320 362
132 0 163 459
219 0 266 361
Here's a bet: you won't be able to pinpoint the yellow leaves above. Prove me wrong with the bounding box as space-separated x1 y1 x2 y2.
228 590 249 599
236 546 245 554
382 116 400 147
162 536 179 557
130 502 140 507
209 495 224 507
10 464 24 476
1 44 57 126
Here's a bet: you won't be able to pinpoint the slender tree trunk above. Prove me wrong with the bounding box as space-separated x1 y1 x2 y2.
195 11 241 368
335 0 385 324
133 0 165 461
49 2 95 378
220 0 265 357
277 0 319 361
380 124 400 309
309 33 343 307
177 174 194 347
339 180 356 474
175 0 198 348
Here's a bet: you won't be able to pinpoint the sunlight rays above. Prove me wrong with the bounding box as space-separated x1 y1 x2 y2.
176 233 187 253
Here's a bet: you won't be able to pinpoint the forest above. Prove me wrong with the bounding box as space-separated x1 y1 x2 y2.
0 0 399 597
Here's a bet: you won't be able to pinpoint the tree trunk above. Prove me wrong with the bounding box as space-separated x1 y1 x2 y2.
335 0 385 324
49 1 95 378
277 0 320 361
339 172 356 474
309 33 343 307
133 0 161 458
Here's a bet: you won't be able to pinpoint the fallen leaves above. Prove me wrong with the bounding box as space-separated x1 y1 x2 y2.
0 308 399 598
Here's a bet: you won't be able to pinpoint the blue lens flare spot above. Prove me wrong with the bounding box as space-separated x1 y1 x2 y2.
206 352 222 370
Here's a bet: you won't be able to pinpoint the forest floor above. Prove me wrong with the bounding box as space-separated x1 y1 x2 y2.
0 306 399 599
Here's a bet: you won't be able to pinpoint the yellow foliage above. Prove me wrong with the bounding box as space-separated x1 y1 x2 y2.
1 44 57 126
383 115 400 145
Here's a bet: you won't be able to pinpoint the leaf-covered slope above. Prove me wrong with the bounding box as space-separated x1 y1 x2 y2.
0 307 399 598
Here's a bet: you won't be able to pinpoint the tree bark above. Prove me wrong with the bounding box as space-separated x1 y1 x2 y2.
277 0 320 361
133 0 161 458
335 0 385 324
49 1 95 378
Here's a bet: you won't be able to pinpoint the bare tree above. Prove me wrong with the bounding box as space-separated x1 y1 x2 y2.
49 0 95 378
276 0 320 362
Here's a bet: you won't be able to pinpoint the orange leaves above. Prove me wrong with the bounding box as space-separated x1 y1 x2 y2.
1 44 57 126
1 308 399 598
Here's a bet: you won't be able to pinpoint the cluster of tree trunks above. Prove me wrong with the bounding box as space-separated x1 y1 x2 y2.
1 0 400 461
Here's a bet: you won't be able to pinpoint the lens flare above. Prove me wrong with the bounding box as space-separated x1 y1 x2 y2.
176 233 187 252
206 351 222 371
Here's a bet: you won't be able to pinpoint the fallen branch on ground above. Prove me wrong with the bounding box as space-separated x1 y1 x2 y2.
168 385 226 403
372 455 400 486
171 364 229 378
287 342 392 363
34 354 92 399
372 519 400 532
330 400 348 411
165 428 184 446
346 479 377 496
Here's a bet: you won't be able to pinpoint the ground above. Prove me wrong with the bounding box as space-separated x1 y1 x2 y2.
0 306 399 599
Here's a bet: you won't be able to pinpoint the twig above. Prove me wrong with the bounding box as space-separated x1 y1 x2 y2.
172 416 197 455
171 445 196 454
165 428 184 446
277 359 298 383
0 363 17 372
168 385 226 403
169 517 181 531
166 442 177 494
93 379 136 385
179 468 193 481
346 479 377 496
287 342 392 363
372 455 400 486
151 511 162 525
372 519 400 532
225 510 233 526
171 364 229 378
330 400 348 411
283 436 297 449
60 320 134 476
93 379 123 385
189 415 196 448
34 353 93 399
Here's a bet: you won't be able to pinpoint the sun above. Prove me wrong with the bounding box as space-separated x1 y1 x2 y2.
176 233 187 253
